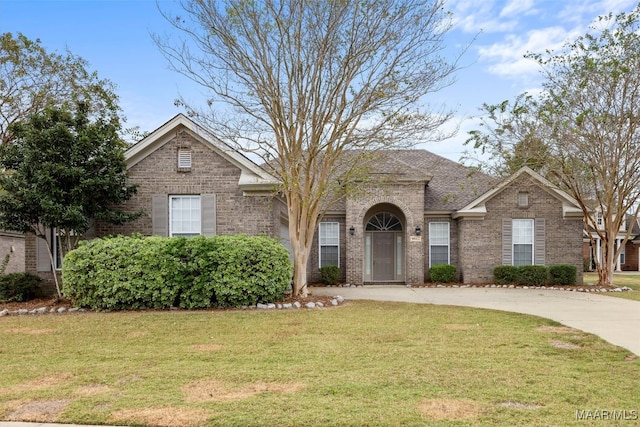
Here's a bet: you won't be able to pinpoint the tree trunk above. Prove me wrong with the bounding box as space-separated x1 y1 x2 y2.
292 250 310 297
41 236 62 299
597 230 617 287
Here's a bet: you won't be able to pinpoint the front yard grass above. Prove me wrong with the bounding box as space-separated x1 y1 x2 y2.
1 301 638 426
584 272 640 301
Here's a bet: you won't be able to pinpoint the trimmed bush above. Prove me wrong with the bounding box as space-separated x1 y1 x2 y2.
518 265 549 286
62 234 292 310
0 272 42 302
493 266 520 285
320 265 340 285
429 264 456 283
549 264 577 286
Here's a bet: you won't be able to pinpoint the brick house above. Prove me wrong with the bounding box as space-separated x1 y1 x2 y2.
584 214 640 272
23 114 585 287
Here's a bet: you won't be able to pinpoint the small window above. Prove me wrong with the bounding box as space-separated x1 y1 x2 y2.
596 212 603 226
170 195 201 236
178 149 192 169
517 192 529 208
319 222 340 268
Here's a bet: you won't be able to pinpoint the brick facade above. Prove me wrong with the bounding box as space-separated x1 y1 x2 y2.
345 182 425 285
457 174 584 284
0 232 25 274
97 128 280 238
22 115 587 290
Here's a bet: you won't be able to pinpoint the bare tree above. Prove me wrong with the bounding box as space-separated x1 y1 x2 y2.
155 0 461 296
465 7 640 286
535 7 640 286
0 33 121 144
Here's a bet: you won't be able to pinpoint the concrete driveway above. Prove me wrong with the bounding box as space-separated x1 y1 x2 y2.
312 286 640 356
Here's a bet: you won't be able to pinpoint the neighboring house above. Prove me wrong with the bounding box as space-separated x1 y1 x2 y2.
0 230 25 274
584 213 640 272
24 114 585 290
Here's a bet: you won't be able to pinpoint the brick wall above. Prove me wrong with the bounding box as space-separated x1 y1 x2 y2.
458 175 584 284
0 232 25 274
97 128 279 238
423 217 459 282
307 216 347 283
345 181 426 286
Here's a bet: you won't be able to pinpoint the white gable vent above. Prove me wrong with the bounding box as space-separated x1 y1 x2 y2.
178 149 192 169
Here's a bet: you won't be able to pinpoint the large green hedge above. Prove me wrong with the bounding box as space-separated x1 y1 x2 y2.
62 234 292 310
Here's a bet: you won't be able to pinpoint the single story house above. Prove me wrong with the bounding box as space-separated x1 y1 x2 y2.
23 114 585 288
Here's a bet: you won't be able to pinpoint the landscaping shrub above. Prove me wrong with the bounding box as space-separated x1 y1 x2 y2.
0 272 42 302
518 265 549 286
62 234 180 310
493 266 520 285
208 235 292 307
320 265 340 285
549 264 577 286
429 264 456 283
62 234 292 310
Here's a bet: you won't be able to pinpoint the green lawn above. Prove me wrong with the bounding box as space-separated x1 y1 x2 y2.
584 272 640 301
1 301 638 426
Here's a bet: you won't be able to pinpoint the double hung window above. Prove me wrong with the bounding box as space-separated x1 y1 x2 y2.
429 222 450 266
319 222 339 267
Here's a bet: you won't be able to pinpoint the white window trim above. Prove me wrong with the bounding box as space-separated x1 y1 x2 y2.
169 195 201 237
318 222 340 268
512 219 534 266
429 222 450 267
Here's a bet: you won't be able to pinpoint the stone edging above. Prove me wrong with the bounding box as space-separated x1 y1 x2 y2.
0 296 347 317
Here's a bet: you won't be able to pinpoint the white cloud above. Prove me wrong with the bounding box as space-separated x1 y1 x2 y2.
451 0 519 34
478 26 582 78
499 0 537 18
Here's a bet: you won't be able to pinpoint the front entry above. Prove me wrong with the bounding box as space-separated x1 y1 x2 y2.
364 211 405 282
372 232 395 280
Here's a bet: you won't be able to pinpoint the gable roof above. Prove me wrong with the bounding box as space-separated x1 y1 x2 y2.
452 166 583 219
125 114 280 193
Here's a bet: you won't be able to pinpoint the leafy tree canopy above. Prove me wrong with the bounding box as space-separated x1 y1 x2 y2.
0 104 140 295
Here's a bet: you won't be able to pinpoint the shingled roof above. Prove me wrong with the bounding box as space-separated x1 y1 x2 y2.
372 150 498 212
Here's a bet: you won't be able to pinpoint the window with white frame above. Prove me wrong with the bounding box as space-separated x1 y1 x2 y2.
319 222 339 268
620 245 626 265
170 195 201 236
512 219 534 266
429 222 450 266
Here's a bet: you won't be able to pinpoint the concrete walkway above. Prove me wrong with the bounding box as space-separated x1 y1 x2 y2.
312 286 640 355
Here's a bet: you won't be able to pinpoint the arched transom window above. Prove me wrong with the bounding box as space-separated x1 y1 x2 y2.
365 212 403 231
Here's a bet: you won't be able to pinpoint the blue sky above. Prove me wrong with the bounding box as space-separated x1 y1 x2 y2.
1 0 638 162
